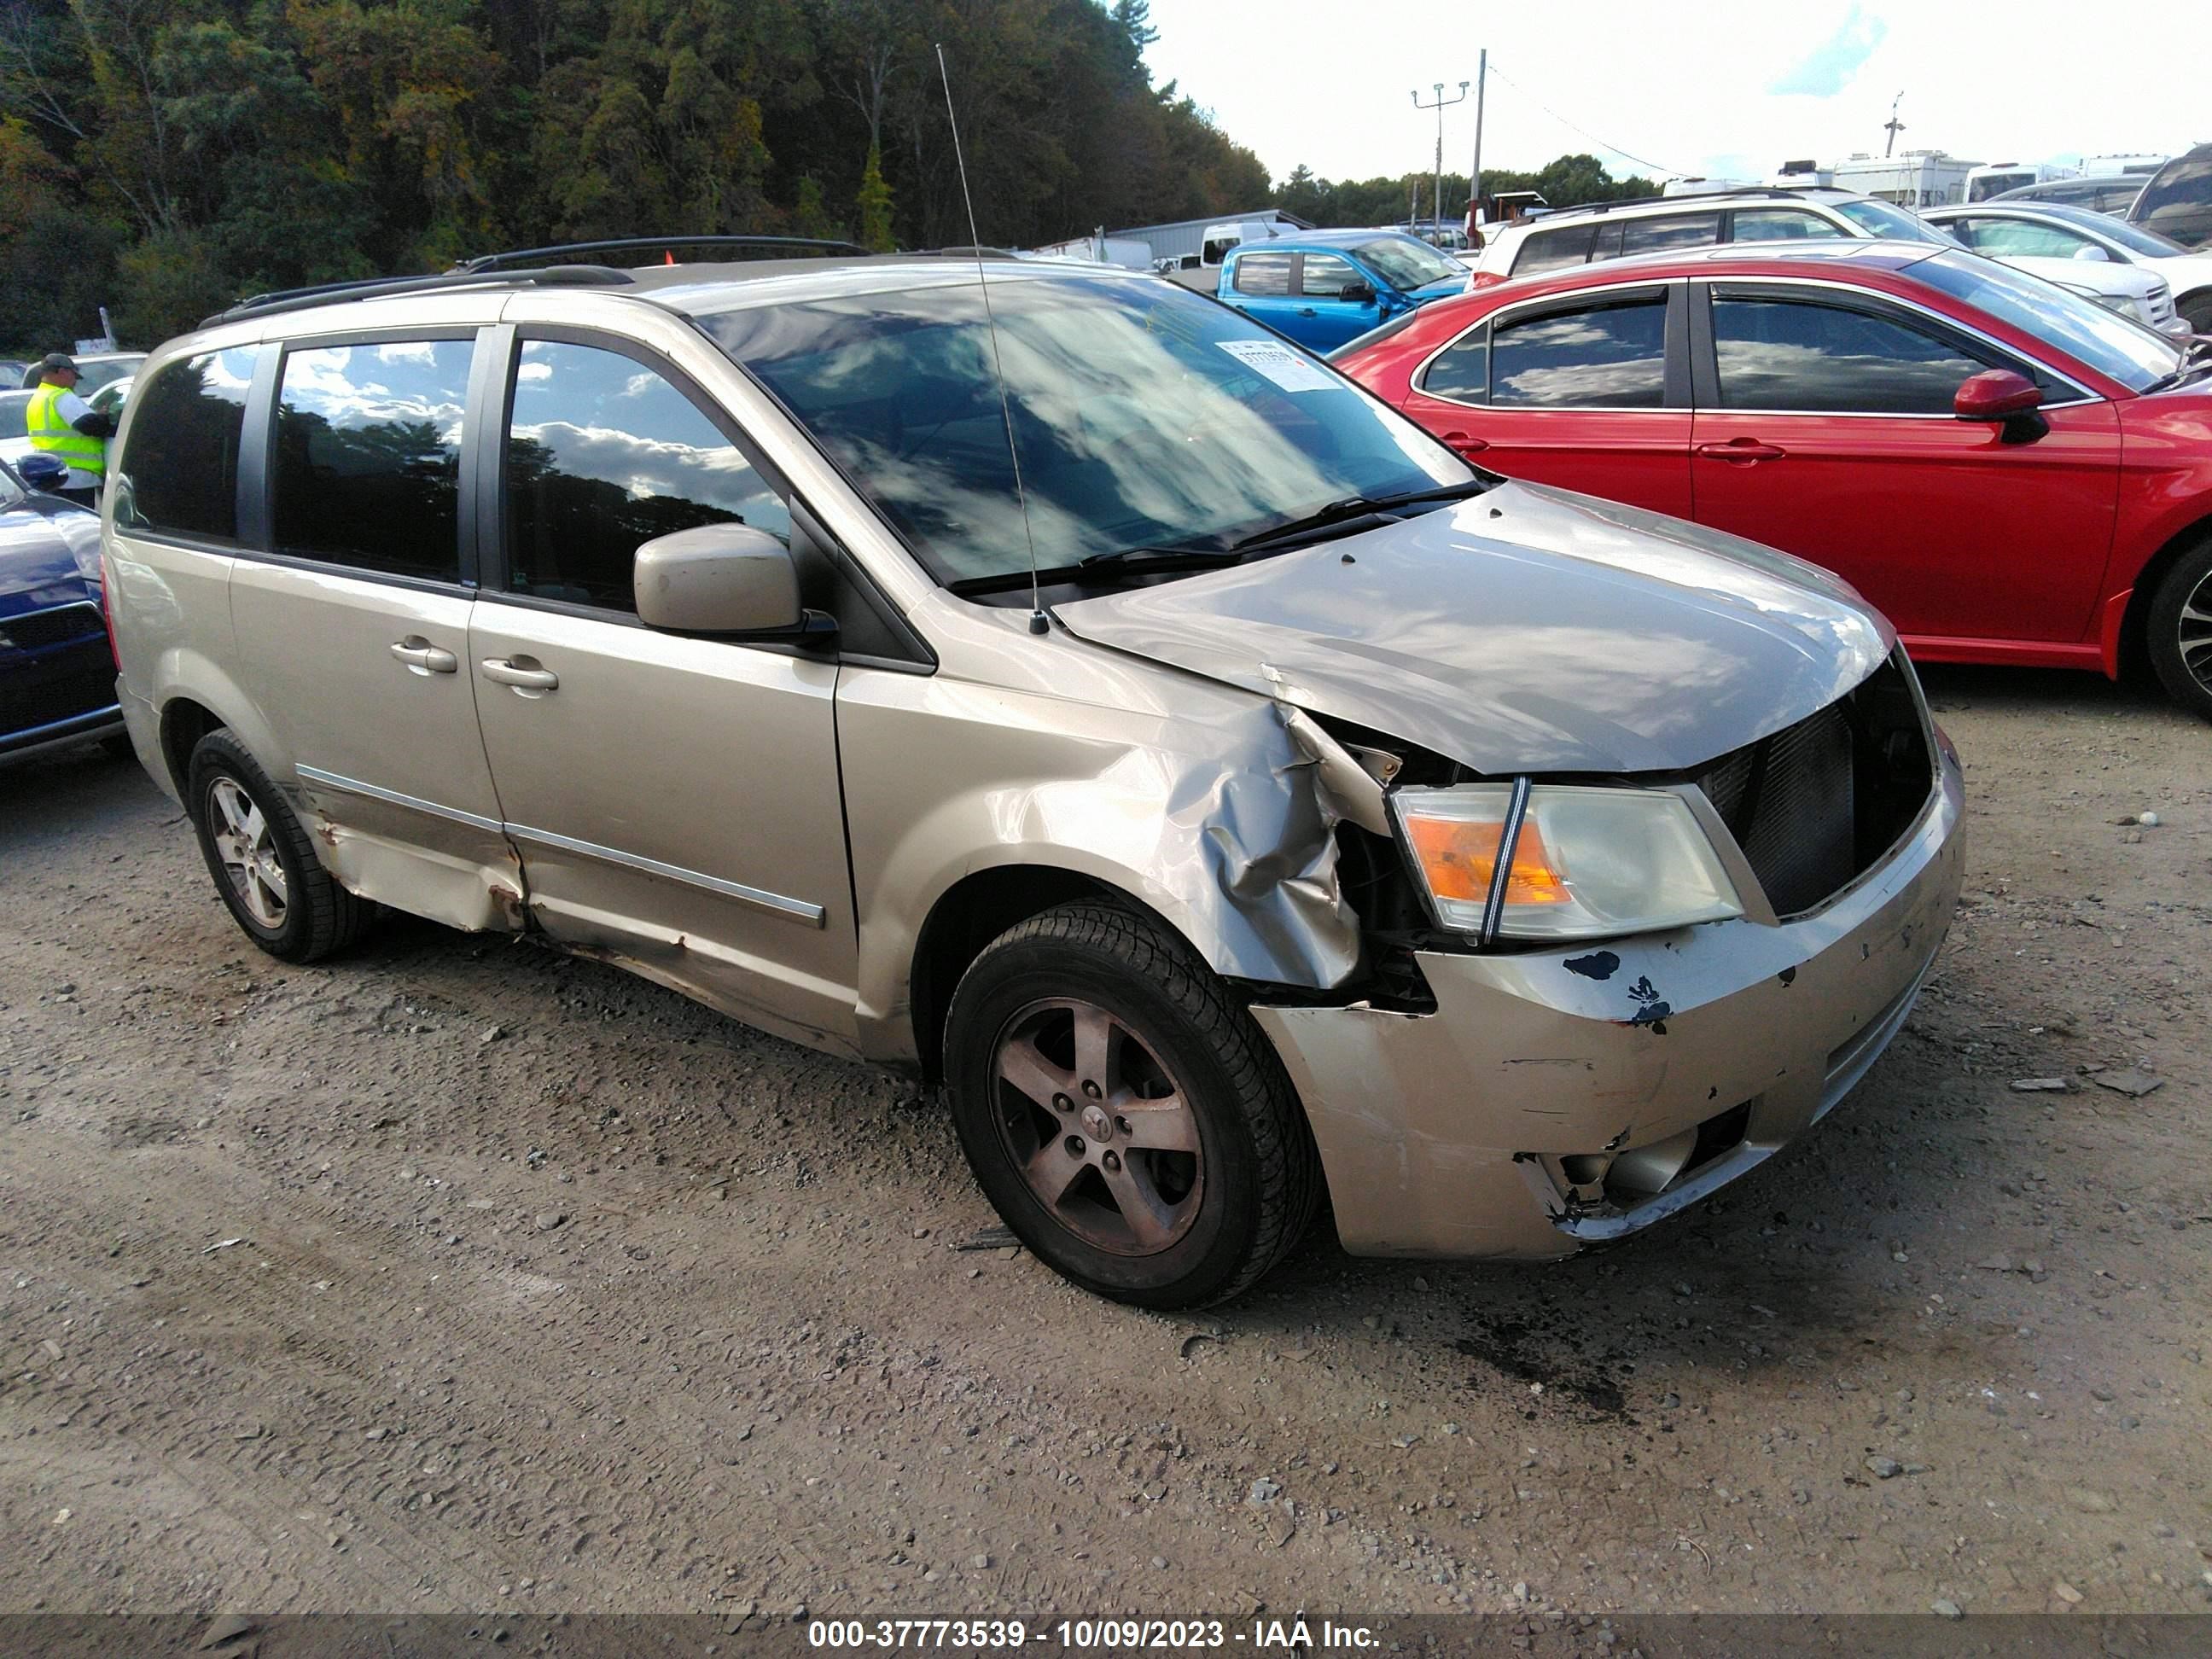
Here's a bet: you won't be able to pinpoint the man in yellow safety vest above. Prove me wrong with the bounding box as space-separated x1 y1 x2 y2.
26 352 117 509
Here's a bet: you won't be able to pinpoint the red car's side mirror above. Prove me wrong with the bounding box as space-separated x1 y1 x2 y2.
1954 368 2043 420
1954 368 2048 443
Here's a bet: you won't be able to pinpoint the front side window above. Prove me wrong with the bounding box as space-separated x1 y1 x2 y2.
115 346 260 541
1619 212 1720 255
271 339 472 580
703 275 1467 585
504 341 788 612
1232 253 1293 296
1731 208 1834 243
1711 296 1987 414
1301 253 1363 298
1511 225 1593 276
1490 296 1668 408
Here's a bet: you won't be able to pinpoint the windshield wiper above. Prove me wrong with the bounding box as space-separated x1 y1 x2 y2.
1229 478 1493 553
946 543 1239 597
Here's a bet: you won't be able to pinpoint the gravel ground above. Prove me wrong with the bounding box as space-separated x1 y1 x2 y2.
1 664 2208 1623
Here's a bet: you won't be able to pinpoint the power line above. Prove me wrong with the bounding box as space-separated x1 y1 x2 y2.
1483 61 1685 178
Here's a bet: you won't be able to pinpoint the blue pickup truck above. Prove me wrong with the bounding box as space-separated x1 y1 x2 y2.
1214 229 1470 352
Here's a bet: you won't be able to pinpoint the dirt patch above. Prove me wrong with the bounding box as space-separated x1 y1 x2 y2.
2 663 2209 1621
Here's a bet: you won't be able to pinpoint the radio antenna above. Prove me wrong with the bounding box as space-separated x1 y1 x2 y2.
936 41 1049 636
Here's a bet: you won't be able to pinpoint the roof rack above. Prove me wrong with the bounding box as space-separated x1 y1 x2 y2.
1565 186 1830 217
452 235 867 273
207 264 635 328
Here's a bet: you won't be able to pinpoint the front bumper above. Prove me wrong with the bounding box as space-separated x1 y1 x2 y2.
1252 737 1965 1259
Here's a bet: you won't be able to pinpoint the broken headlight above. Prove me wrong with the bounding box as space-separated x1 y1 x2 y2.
1393 783 1743 940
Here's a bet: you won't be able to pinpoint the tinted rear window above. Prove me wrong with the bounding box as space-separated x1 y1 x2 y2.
1491 296 1668 408
114 347 259 541
1232 253 1293 295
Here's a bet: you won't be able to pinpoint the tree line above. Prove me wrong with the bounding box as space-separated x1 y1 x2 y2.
0 0 1269 348
1 1 1662 355
1278 154 1658 230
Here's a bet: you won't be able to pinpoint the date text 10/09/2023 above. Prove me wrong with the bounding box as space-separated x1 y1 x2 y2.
806 1620 1379 1650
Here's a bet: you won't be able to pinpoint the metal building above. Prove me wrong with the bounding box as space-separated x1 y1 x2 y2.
1099 208 1312 265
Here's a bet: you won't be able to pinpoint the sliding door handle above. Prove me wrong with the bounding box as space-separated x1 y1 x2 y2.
389 637 457 674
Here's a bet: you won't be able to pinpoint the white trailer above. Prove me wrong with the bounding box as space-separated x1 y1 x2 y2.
1831 150 1980 208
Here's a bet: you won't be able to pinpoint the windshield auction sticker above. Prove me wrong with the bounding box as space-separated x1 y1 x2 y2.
1215 339 1339 392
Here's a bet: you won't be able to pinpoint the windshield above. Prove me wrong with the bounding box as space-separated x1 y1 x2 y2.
1353 236 1464 291
704 275 1468 586
2042 207 2185 258
1913 250 2183 391
1969 172 2033 202
1832 197 1946 243
73 357 143 394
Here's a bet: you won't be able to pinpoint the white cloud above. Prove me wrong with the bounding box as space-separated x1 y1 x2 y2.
1141 1 2202 194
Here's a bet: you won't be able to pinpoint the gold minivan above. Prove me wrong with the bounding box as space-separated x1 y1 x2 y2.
105 247 1963 1307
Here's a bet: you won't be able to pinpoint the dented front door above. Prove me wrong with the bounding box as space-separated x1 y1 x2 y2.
465 330 859 1054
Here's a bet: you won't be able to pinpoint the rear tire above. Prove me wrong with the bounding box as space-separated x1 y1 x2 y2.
2145 535 2212 722
187 731 370 962
942 901 1320 1309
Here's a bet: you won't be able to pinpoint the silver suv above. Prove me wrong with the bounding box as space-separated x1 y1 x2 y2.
104 247 1964 1307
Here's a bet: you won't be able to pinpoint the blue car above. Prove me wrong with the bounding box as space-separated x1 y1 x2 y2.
1215 229 1470 352
2 456 125 765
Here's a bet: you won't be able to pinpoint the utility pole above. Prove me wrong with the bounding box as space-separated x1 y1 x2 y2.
1412 79 1470 236
1883 91 1906 158
1470 49 1487 234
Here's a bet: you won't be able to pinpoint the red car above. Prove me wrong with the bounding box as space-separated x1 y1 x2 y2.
1333 240 2212 718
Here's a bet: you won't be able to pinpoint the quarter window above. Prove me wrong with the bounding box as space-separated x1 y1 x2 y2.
1490 296 1668 408
1619 212 1720 254
1418 323 1491 400
1301 253 1362 298
1231 254 1294 296
115 346 260 541
271 340 472 580
503 340 788 613
1730 208 1834 242
1711 297 1989 414
1511 225 1593 276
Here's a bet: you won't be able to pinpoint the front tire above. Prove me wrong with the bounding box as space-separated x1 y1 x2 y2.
942 902 1320 1309
2178 290 2212 338
187 731 370 962
2145 534 2212 722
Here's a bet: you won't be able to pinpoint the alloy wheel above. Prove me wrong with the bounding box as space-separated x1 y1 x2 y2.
207 777 288 929
2178 565 2212 695
989 998 1203 1256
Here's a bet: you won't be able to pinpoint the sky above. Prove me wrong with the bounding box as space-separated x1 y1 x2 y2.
1142 0 2206 189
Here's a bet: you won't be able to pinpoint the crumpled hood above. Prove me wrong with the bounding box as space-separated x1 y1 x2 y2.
1055 480 1895 776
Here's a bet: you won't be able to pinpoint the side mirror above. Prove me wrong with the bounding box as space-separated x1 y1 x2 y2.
634 522 816 636
1954 368 2048 444
1340 281 1377 304
2070 243 2112 262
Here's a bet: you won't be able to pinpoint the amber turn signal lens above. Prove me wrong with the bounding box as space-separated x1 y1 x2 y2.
1403 813 1569 907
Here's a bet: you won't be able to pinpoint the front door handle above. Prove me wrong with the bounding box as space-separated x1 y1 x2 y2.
480 657 559 692
389 637 457 674
1695 439 1787 463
